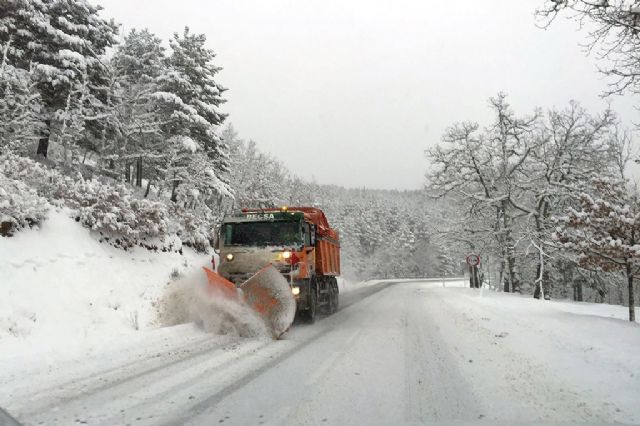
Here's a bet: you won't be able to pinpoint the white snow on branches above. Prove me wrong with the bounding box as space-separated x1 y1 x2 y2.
0 174 49 236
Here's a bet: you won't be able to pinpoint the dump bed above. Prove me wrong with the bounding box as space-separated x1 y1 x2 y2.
315 232 340 276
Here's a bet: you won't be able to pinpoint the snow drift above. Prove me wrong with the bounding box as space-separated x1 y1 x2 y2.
157 270 271 339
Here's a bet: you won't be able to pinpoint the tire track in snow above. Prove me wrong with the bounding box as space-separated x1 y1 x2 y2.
161 281 396 425
3 335 218 408
402 286 483 422
14 280 396 426
174 279 471 426
16 338 264 419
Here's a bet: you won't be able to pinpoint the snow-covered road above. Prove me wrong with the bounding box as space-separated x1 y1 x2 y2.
3 279 639 425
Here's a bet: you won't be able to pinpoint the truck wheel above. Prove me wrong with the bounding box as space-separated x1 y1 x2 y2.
320 278 333 315
326 287 335 315
331 280 339 313
304 282 317 323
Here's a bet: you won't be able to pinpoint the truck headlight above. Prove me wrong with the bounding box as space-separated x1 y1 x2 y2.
225 253 234 261
282 251 291 260
291 286 300 295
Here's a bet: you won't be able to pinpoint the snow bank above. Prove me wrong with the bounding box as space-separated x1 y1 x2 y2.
338 277 467 293
470 285 639 323
337 277 381 293
424 285 640 423
0 209 211 363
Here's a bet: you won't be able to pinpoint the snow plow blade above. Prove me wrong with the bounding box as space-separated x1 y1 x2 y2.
203 267 239 299
241 265 296 339
202 265 296 339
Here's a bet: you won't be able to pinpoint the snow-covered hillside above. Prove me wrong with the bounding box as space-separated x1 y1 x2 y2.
0 208 212 363
0 210 362 367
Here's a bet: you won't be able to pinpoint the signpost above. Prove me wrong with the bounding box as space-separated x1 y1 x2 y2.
466 254 481 288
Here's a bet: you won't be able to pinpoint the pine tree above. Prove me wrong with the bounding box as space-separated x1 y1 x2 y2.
109 28 168 190
154 27 230 201
0 63 43 153
0 0 118 159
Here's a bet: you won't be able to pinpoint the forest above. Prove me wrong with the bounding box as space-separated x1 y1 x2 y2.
0 0 447 283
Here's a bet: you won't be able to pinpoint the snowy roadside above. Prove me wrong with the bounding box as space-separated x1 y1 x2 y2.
337 277 376 293
337 276 467 294
0 209 214 366
423 285 640 424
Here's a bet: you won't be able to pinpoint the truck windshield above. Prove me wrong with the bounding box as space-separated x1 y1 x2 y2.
223 221 302 247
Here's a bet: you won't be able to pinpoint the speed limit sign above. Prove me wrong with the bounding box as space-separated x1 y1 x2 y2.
466 254 480 267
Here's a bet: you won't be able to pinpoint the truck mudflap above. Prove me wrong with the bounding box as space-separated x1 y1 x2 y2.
203 264 296 339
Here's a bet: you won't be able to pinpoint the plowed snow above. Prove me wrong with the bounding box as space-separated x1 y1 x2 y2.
158 270 271 339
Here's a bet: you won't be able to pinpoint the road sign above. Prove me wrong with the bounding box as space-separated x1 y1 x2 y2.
466 254 480 267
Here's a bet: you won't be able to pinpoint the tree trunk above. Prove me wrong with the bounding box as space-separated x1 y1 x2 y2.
543 269 550 299
469 265 476 288
506 246 518 292
534 262 542 299
533 269 551 299
574 281 583 302
533 210 550 299
502 201 519 292
626 261 635 322
170 174 178 202
136 157 143 187
473 266 480 288
36 120 51 158
144 179 152 198
500 261 509 292
125 163 131 183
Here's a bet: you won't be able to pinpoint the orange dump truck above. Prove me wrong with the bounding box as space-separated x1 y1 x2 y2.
215 206 340 323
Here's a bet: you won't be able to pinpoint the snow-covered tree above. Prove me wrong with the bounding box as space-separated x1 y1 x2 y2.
108 28 168 191
554 177 639 321
154 27 230 201
427 93 539 292
537 0 640 96
513 102 620 298
0 173 49 236
0 0 118 159
225 133 289 210
0 64 43 153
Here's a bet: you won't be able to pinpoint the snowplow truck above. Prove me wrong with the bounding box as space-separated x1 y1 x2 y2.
214 206 340 324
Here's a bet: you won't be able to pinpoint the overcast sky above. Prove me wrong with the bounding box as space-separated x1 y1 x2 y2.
95 0 637 190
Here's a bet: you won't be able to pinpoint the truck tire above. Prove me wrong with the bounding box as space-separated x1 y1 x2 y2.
326 287 335 315
331 279 339 313
320 277 333 315
303 280 317 323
